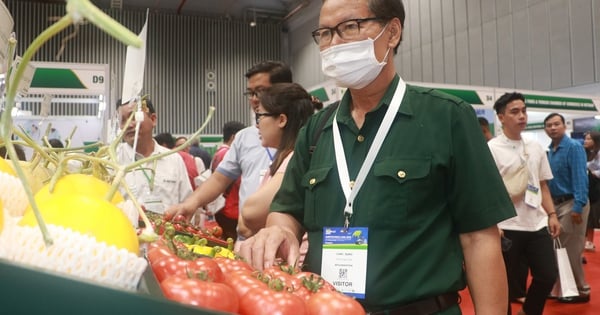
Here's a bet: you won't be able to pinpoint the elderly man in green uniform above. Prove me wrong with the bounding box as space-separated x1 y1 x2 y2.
238 0 515 314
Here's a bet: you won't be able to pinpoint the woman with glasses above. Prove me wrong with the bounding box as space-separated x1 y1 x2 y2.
237 83 315 238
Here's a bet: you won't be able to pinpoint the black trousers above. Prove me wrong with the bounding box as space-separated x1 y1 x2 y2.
503 228 558 315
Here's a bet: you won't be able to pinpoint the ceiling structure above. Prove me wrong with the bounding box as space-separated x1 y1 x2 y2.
14 0 313 24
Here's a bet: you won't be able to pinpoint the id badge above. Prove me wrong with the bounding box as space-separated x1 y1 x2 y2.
142 190 164 214
524 184 541 208
321 227 368 298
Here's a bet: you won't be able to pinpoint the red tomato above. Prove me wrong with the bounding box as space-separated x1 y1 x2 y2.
294 271 336 294
161 274 239 313
212 225 223 238
223 270 268 299
151 256 189 283
146 241 174 265
214 257 253 274
306 291 365 315
239 287 306 315
151 256 223 283
187 257 224 282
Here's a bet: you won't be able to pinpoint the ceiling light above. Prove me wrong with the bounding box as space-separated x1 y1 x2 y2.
250 9 257 27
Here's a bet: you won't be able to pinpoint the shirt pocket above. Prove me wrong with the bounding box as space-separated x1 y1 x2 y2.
301 166 335 227
370 157 432 227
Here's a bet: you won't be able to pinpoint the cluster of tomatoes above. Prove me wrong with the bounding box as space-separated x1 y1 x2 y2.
146 240 366 315
144 212 226 246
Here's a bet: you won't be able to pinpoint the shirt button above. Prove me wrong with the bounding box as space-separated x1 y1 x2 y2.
397 170 406 178
309 178 316 185
357 135 365 142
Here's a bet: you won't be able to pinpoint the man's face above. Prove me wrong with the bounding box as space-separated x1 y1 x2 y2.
544 115 566 140
246 72 271 112
498 100 527 134
118 102 157 146
175 138 189 152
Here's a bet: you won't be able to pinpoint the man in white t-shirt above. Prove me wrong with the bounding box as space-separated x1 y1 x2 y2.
165 61 292 240
488 92 561 315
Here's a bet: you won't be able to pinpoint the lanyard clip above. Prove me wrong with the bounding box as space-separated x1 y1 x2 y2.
343 213 351 231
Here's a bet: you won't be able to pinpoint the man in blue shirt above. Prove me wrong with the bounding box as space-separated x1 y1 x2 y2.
544 113 590 303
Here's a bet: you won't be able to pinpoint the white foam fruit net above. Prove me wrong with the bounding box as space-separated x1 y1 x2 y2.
0 223 148 291
0 172 28 216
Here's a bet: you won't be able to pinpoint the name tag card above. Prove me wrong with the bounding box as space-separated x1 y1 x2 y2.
321 227 368 298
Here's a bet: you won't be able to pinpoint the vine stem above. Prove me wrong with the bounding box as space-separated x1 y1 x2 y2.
2 15 73 247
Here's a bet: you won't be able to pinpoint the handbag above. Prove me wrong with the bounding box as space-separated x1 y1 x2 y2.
502 162 529 200
550 239 579 298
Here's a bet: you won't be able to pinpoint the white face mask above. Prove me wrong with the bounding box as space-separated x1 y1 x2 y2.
320 25 391 89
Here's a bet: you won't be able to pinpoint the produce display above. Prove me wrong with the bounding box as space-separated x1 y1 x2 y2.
0 0 366 314
145 227 365 315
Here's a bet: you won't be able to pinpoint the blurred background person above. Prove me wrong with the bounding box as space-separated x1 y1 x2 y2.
584 130 600 252
176 136 210 172
210 121 246 241
154 132 199 190
479 117 494 142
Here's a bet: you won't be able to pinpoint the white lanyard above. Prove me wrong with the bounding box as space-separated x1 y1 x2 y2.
333 79 407 228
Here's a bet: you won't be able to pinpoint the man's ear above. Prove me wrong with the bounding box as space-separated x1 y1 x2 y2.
149 113 158 127
388 18 402 47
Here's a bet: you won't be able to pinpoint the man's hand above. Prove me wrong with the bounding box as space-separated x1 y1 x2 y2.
237 225 300 270
570 211 583 225
548 215 561 238
164 201 197 221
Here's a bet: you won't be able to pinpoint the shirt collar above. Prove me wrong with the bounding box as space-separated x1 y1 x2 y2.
120 139 165 161
325 75 409 129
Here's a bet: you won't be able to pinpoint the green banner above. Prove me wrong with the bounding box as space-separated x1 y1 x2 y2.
31 68 87 89
523 94 596 111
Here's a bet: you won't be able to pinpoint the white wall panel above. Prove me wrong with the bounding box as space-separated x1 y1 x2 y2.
442 0 456 36
400 48 413 79
456 31 470 84
497 0 511 18
467 0 481 28
422 42 434 82
548 0 573 89
595 0 600 81
454 0 468 33
431 0 443 41
408 0 421 48
483 21 499 86
420 0 432 44
411 47 423 81
530 2 552 90
444 35 458 83
432 39 445 82
570 0 595 85
468 27 484 85
482 0 497 21
513 9 533 89
497 15 516 88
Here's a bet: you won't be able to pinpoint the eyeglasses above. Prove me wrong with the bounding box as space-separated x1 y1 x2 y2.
311 17 384 46
255 112 278 125
243 87 266 99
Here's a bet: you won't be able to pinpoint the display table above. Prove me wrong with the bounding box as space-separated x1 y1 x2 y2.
0 258 226 314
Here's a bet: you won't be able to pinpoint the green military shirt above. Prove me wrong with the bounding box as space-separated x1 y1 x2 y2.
271 75 515 312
